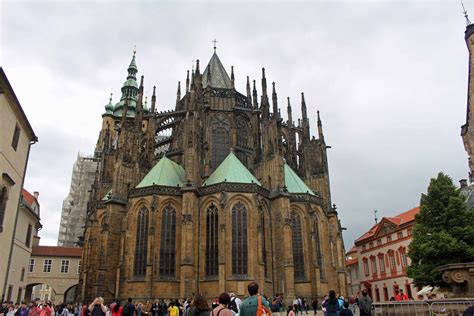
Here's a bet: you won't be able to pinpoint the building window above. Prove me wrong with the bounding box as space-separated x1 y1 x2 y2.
0 186 9 232
134 207 149 277
11 125 21 151
205 203 218 277
398 231 403 239
407 228 412 236
363 258 369 276
17 288 22 304
377 239 382 246
379 255 386 273
232 201 248 275
211 113 230 168
261 211 268 278
77 260 81 274
7 285 13 301
43 259 52 273
292 211 305 280
60 260 69 273
25 224 32 247
28 259 35 272
387 235 392 242
370 256 377 274
362 244 366 251
389 252 396 270
20 268 25 281
401 251 408 267
159 205 176 278
369 241 373 248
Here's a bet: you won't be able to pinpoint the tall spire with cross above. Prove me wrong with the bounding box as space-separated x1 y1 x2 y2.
212 38 218 53
462 0 472 26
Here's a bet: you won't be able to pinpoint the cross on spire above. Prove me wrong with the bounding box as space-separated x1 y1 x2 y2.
462 0 471 26
212 38 218 52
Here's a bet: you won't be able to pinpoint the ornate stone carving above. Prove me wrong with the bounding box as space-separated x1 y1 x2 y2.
182 214 192 224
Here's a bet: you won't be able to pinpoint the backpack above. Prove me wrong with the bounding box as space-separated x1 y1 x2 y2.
228 298 238 314
256 295 271 316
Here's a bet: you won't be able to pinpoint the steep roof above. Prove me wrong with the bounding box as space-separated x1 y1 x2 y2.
204 151 261 186
355 206 419 244
202 52 233 89
136 156 186 188
22 189 38 207
284 163 315 195
32 246 82 258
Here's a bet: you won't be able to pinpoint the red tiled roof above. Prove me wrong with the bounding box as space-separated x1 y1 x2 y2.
22 189 38 207
346 245 357 255
32 246 82 258
346 257 358 266
355 206 420 244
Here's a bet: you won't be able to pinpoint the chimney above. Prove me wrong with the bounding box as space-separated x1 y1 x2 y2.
33 191 39 200
460 179 468 189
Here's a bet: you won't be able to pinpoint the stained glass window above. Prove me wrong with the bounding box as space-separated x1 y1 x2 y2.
292 211 305 280
206 204 219 276
159 205 176 277
134 207 149 277
232 202 248 276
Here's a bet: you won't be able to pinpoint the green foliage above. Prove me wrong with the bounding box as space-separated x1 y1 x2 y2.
407 172 474 286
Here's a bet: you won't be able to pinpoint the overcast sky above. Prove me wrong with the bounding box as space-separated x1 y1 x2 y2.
0 0 470 249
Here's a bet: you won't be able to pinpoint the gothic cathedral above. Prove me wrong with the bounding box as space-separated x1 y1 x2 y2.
79 49 347 302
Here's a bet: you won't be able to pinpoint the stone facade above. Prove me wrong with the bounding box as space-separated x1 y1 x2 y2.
0 68 38 301
462 24 474 182
80 50 347 303
58 153 97 247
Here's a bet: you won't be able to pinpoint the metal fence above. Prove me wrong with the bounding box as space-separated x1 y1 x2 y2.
351 300 474 316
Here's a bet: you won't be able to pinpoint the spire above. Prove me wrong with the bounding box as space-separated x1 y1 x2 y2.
104 93 114 115
252 79 258 109
272 82 278 116
287 97 293 127
301 92 308 120
212 38 218 53
246 76 252 104
231 66 235 89
151 85 156 113
261 68 270 119
120 50 139 103
136 75 144 117
195 59 200 75
186 70 190 93
144 96 148 111
202 53 232 89
317 110 324 140
176 81 181 102
261 68 268 97
462 0 472 26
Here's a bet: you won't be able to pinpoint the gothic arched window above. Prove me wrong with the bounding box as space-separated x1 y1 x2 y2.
260 211 268 278
159 205 176 278
211 113 230 168
292 211 305 280
134 207 149 277
313 217 325 280
236 117 248 148
0 186 9 232
232 201 248 276
206 204 219 276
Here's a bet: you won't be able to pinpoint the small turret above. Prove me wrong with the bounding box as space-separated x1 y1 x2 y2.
261 68 270 119
177 81 181 102
151 85 156 113
104 93 114 116
272 82 278 116
301 92 308 121
287 97 293 127
195 59 200 75
231 66 235 89
252 80 258 109
186 70 190 93
246 76 252 105
317 110 324 140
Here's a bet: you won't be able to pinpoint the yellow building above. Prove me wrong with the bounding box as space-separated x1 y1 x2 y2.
0 67 38 301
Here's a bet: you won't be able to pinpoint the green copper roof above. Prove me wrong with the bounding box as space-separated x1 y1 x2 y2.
136 156 186 188
204 151 261 186
284 163 315 195
104 96 114 115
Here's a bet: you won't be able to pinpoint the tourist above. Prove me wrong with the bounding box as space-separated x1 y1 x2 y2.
395 290 408 301
311 299 317 313
40 301 54 316
301 298 308 315
112 300 123 316
89 298 107 316
150 300 160 316
187 295 210 316
357 290 372 316
59 304 69 316
287 305 295 316
338 302 352 316
239 282 270 316
228 294 241 315
211 293 234 316
136 303 143 316
16 301 29 316
168 302 179 316
292 299 299 315
122 299 135 316
322 291 339 316
81 304 90 316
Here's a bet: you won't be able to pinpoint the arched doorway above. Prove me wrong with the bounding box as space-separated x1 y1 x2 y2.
63 284 78 303
25 283 57 302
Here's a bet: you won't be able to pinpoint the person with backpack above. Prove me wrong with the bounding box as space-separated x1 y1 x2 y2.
210 293 233 316
322 291 339 316
357 290 372 316
227 294 240 315
239 282 270 316
122 299 135 316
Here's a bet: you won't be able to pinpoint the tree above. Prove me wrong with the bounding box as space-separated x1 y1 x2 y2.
407 172 474 286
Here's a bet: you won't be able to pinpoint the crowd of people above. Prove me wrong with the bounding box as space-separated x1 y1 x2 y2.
0 284 375 316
